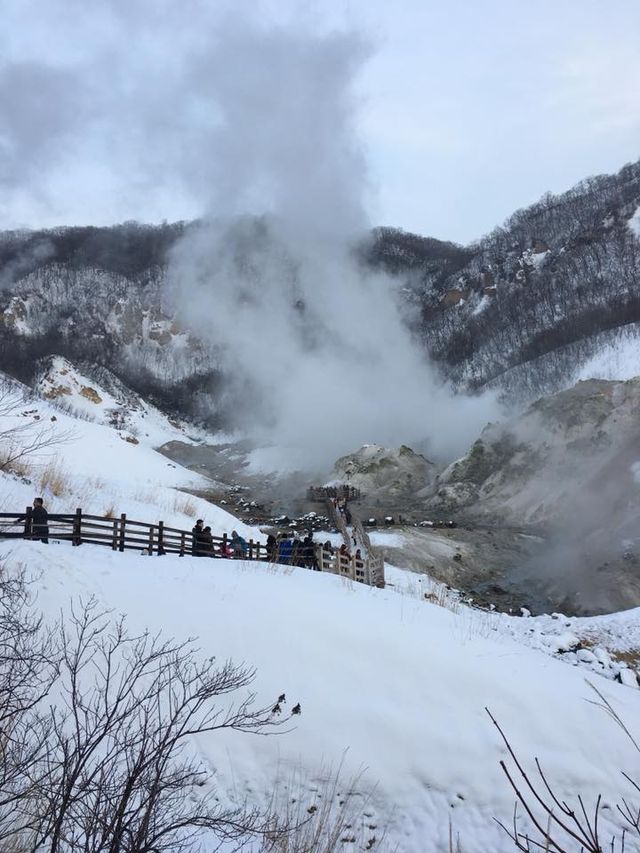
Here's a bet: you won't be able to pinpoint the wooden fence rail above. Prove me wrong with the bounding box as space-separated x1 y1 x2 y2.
0 509 378 585
0 508 264 559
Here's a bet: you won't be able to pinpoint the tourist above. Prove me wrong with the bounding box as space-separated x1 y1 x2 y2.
231 530 248 558
31 498 49 544
191 519 204 556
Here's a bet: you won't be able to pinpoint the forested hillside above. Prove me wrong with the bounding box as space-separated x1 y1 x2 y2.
374 159 640 397
1 158 639 415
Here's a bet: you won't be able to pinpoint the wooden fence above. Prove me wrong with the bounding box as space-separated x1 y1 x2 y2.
0 508 378 585
0 508 264 559
325 497 385 588
316 546 369 584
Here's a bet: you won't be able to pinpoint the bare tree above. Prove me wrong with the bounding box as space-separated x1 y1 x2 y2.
0 378 73 475
29 598 289 853
0 563 59 848
0 570 293 853
487 696 640 853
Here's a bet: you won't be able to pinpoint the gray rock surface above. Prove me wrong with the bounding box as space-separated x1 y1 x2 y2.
332 444 437 500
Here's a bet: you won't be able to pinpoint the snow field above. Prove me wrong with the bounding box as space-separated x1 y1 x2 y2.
3 538 640 852
2 365 640 849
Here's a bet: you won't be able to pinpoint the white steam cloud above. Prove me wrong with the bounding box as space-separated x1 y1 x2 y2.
166 23 498 472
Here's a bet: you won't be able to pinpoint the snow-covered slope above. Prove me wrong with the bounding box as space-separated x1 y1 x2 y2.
0 369 258 540
2 539 640 852
2 366 640 851
34 355 191 446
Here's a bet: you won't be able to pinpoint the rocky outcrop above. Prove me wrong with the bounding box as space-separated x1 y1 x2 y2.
428 378 640 523
422 377 640 613
332 444 436 499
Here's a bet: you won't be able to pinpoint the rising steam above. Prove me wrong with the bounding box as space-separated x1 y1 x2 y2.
166 22 497 472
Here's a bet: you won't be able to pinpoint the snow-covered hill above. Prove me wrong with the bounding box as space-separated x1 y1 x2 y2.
34 355 190 446
0 368 257 540
2 367 640 851
3 539 640 852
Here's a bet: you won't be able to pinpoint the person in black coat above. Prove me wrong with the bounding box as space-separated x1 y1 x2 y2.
266 533 277 562
191 519 204 556
31 498 49 544
200 526 215 556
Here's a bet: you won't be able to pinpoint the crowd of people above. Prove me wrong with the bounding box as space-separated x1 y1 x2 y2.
265 532 363 569
191 519 248 558
266 531 320 569
308 484 360 501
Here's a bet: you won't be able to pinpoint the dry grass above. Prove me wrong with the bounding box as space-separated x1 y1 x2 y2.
103 505 116 519
262 761 390 853
172 492 198 518
0 450 33 479
449 818 464 852
38 460 70 497
612 648 640 670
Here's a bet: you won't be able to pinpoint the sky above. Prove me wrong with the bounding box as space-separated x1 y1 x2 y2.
0 0 639 244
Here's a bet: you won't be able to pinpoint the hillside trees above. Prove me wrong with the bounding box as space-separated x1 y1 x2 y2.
0 158 639 412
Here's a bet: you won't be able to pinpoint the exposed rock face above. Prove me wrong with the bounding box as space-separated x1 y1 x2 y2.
332 444 436 499
424 378 640 613
429 378 640 525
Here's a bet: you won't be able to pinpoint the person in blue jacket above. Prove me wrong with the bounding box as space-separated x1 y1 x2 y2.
277 534 293 565
231 530 248 558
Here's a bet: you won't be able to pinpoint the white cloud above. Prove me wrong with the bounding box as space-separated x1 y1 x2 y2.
0 0 639 242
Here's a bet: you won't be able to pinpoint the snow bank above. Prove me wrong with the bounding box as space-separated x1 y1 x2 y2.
3 539 640 852
576 334 640 382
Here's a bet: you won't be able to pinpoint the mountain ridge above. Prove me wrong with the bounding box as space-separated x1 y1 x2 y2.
0 157 639 419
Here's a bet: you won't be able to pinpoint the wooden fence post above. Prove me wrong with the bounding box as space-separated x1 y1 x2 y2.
118 513 126 552
179 531 185 557
23 506 32 539
111 518 118 550
222 532 228 558
72 507 82 546
249 538 254 560
158 521 164 555
148 526 155 555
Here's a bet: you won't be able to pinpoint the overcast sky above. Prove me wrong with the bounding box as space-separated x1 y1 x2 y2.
1 0 639 243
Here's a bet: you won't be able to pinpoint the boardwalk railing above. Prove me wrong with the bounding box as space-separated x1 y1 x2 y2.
316 546 369 584
352 513 385 589
307 485 361 502
0 508 381 586
0 508 264 559
325 499 385 589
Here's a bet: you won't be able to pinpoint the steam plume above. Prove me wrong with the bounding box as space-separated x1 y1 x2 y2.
166 23 498 472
